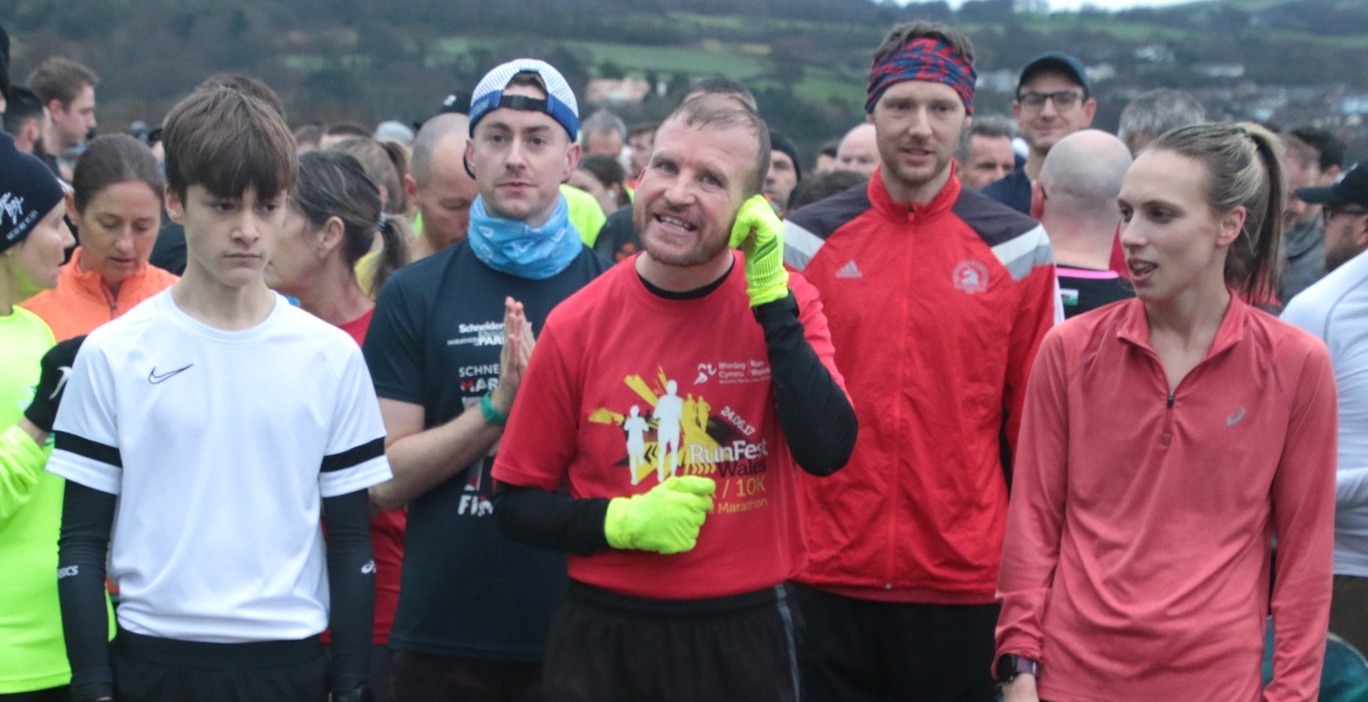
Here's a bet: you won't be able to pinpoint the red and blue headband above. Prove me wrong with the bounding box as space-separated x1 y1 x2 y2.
865 37 977 115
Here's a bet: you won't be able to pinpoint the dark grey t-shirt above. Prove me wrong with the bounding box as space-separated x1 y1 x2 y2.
364 242 605 660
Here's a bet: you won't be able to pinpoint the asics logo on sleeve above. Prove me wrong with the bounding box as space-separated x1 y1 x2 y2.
360 560 376 575
148 363 194 384
49 366 72 400
57 565 79 579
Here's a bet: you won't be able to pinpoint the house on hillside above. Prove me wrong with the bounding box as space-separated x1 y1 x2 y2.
585 77 652 106
1194 63 1246 79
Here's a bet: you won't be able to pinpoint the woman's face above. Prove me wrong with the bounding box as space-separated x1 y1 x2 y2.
1118 149 1241 304
75 180 162 289
568 169 617 217
7 201 75 301
264 203 324 298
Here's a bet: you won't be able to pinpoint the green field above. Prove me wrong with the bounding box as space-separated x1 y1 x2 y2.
793 73 864 105
563 39 765 77
425 34 767 78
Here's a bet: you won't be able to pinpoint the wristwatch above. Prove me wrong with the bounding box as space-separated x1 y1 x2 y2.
994 654 1040 684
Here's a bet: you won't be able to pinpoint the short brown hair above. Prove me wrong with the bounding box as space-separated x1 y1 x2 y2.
26 57 98 108
162 86 297 202
72 134 164 213
197 73 286 120
665 94 771 197
871 21 975 67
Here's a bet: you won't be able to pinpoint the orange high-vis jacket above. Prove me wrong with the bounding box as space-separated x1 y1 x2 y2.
22 248 178 342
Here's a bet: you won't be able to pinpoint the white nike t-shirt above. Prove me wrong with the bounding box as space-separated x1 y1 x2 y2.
48 290 392 642
1283 249 1368 578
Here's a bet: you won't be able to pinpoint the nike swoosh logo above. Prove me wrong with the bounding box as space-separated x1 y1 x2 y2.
148 363 194 384
49 366 72 400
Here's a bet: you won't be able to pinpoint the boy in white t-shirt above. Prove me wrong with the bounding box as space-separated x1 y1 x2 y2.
48 86 391 702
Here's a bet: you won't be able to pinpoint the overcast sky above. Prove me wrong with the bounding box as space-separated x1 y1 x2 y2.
1044 0 1193 10
934 0 1197 10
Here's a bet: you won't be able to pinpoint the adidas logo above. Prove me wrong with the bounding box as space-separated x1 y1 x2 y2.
835 260 862 279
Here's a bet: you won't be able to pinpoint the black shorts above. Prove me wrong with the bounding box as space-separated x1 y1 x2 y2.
791 583 999 702
386 650 542 702
112 630 329 702
544 580 801 702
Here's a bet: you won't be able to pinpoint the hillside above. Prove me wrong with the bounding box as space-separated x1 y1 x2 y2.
5 0 1368 157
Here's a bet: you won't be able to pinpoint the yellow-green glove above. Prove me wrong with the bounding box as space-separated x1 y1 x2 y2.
728 195 790 307
604 476 716 554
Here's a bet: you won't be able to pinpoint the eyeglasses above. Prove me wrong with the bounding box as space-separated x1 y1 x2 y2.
1322 206 1368 227
1017 91 1085 110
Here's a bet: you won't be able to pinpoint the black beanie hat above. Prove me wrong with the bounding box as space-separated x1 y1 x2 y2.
769 132 803 183
0 24 9 103
0 133 66 253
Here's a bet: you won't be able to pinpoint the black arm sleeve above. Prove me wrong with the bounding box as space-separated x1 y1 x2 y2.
57 482 116 702
322 489 376 694
494 485 612 555
754 291 858 476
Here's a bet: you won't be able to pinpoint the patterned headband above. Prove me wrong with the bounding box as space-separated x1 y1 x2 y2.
866 37 977 115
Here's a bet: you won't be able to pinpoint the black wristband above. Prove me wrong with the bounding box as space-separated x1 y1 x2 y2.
70 678 114 702
24 334 87 432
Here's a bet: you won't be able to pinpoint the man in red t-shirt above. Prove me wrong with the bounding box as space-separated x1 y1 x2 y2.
491 93 856 702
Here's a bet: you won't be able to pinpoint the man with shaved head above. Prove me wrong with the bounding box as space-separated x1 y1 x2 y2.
834 122 879 177
1030 129 1134 318
404 112 479 259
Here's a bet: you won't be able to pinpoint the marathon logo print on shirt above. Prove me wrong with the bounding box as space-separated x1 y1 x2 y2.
447 320 504 348
589 368 770 515
691 358 770 386
454 392 498 518
458 459 497 517
953 259 990 294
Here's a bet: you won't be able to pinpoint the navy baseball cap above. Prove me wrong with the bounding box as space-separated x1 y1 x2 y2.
1018 52 1090 98
1297 162 1368 209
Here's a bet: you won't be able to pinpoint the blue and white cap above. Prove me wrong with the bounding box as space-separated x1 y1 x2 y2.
468 58 579 141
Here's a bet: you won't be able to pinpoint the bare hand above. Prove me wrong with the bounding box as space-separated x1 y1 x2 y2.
490 297 534 414
1002 673 1039 702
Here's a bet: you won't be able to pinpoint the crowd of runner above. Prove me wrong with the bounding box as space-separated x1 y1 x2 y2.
1 15 1367 702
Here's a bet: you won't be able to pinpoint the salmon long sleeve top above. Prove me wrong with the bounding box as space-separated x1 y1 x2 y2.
996 296 1338 702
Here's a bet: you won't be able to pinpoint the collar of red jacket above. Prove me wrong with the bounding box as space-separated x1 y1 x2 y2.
867 160 962 224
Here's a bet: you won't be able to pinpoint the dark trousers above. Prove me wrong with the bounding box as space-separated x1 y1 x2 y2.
387 650 542 702
112 631 329 702
791 583 999 702
369 644 391 702
0 688 69 702
1331 574 1368 657
544 581 801 702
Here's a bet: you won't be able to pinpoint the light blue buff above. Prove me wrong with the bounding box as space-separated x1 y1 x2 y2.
467 195 583 280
